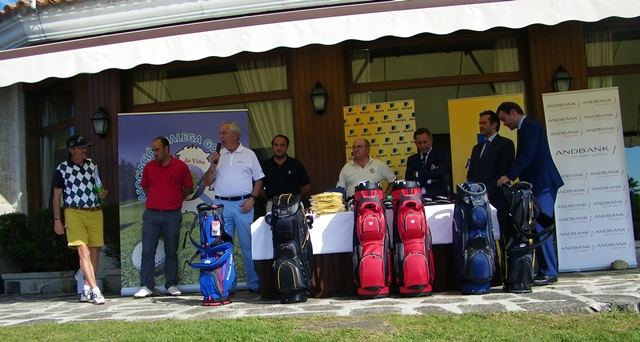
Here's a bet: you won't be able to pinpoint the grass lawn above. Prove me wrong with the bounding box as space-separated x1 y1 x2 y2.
0 312 638 341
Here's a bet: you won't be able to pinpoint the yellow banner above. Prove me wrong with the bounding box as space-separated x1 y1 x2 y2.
343 100 416 180
447 94 523 188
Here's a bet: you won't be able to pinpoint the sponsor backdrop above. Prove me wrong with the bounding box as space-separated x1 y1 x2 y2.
343 100 416 182
447 94 522 188
543 88 637 272
117 110 249 295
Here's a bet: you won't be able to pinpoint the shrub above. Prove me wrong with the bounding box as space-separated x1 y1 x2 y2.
102 203 121 268
0 209 77 272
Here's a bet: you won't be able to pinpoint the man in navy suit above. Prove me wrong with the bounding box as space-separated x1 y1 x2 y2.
496 102 564 286
405 128 450 198
467 110 515 235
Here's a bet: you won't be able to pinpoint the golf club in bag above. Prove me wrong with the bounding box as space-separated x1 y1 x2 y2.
270 193 314 304
502 182 556 293
452 182 496 295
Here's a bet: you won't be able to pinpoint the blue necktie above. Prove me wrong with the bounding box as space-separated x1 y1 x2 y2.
481 139 491 158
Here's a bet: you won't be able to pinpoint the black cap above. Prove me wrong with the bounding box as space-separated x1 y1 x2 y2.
66 135 92 148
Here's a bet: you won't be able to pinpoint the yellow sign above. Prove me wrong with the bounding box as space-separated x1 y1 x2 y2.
447 94 523 188
343 100 416 180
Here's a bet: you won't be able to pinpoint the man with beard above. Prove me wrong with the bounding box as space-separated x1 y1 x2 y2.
134 136 193 298
260 134 311 212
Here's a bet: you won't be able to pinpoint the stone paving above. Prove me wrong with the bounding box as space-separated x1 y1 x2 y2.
0 268 639 326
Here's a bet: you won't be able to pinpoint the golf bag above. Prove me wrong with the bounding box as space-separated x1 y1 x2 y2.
502 182 556 293
186 203 235 306
452 182 496 295
271 194 314 304
352 181 392 299
391 180 434 296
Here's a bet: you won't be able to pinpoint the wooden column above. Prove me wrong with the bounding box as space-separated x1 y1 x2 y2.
290 44 348 196
527 22 588 123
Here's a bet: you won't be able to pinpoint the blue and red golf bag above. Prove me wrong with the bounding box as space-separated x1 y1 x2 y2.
187 203 235 306
271 194 314 304
452 182 496 295
391 180 434 296
352 181 392 299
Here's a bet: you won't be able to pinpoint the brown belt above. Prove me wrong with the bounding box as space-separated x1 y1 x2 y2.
67 206 101 211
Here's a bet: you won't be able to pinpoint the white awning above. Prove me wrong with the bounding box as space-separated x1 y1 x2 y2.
1 0 639 88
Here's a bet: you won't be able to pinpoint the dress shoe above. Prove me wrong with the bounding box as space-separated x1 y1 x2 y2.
249 287 261 294
533 274 558 286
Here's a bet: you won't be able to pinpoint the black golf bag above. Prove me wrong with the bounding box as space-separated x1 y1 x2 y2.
352 181 392 299
271 194 314 304
391 180 434 297
502 182 556 293
186 203 235 306
452 182 496 295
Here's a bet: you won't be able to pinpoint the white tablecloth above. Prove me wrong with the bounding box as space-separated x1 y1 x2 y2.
251 203 499 260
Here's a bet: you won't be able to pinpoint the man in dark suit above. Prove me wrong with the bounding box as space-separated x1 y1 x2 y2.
467 110 515 234
405 128 450 198
496 102 564 286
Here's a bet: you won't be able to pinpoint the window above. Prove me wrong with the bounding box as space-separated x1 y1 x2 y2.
39 87 75 208
130 56 295 155
349 36 525 134
586 28 640 147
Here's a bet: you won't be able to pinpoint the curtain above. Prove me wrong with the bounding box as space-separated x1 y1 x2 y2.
350 50 371 105
586 32 614 88
236 58 295 155
133 70 169 104
494 38 524 95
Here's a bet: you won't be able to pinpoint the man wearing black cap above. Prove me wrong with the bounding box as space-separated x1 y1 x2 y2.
53 134 108 305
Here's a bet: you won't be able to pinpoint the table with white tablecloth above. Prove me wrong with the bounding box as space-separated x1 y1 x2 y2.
251 204 500 298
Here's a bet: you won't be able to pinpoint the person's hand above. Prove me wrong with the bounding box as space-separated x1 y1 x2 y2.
98 189 108 199
53 220 65 235
240 197 255 213
497 175 511 187
211 152 220 166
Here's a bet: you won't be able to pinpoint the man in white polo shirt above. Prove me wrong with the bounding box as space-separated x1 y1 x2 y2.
204 121 264 295
337 138 396 199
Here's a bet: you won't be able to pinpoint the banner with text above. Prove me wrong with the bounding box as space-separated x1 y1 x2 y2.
117 110 249 294
343 100 416 181
543 88 636 272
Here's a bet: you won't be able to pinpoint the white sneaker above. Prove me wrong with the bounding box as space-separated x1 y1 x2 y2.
92 290 106 305
80 289 93 302
166 286 182 296
134 286 153 298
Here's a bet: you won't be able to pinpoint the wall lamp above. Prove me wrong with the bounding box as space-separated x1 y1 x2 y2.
552 65 573 92
91 106 110 138
309 81 328 115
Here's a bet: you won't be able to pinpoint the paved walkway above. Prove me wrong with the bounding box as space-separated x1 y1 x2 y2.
0 268 639 326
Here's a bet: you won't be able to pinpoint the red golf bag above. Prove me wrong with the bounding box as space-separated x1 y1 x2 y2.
391 180 435 296
352 181 392 299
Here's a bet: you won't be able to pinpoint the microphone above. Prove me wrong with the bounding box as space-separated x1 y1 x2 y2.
213 143 221 164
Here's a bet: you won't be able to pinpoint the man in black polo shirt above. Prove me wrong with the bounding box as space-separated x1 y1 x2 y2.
260 135 311 209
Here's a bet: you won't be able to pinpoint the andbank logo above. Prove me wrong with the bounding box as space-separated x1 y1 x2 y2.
556 202 588 210
549 129 580 137
557 215 589 223
582 98 615 106
560 244 592 252
590 184 624 193
547 116 578 124
584 126 617 134
557 187 587 195
595 241 629 249
591 200 625 208
593 227 628 236
546 102 577 109
555 145 611 156
558 230 591 238
592 212 626 220
588 169 622 177
561 172 585 180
